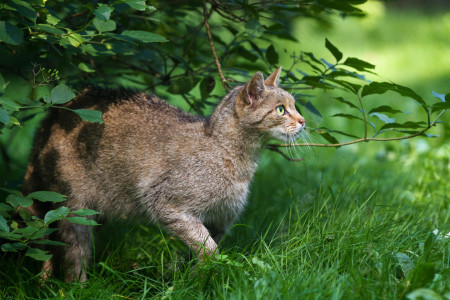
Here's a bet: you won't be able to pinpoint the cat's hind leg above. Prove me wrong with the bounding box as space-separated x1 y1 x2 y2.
58 219 93 282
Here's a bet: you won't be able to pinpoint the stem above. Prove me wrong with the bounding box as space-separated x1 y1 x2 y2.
356 92 368 140
202 0 229 91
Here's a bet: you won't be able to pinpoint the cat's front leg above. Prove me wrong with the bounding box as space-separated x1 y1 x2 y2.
158 211 218 260
204 224 226 245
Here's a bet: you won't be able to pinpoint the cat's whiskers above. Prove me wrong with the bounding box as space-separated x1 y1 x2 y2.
284 133 295 161
289 81 300 99
291 133 303 161
296 127 317 160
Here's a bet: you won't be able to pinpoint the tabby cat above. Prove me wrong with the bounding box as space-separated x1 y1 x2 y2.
23 67 305 281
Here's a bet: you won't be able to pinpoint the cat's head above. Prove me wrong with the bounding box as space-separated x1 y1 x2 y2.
235 67 305 142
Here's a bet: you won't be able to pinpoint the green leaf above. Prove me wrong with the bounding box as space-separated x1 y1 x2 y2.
316 0 364 13
252 257 271 270
430 101 450 113
200 77 215 100
266 44 279 65
304 101 323 119
368 105 403 114
333 97 359 110
0 215 9 232
394 252 414 278
0 231 21 240
66 217 99 226
121 30 167 43
14 226 44 239
302 76 334 89
10 0 36 23
362 82 426 107
6 194 33 208
18 208 31 221
168 77 200 94
0 203 14 214
232 46 258 62
94 4 112 21
0 21 23 45
1 242 27 252
303 52 325 68
409 263 436 291
36 24 64 35
44 206 71 225
422 232 437 262
122 0 148 11
25 247 52 261
72 209 100 216
0 98 19 111
48 84 76 105
380 121 426 131
343 57 375 71
67 33 83 47
46 14 61 26
72 109 104 123
245 19 264 38
370 112 395 124
327 78 361 93
27 191 66 203
406 288 443 300
78 62 95 73
332 113 363 121
0 72 9 94
0 107 10 124
81 43 115 56
9 116 20 126
319 132 339 144
325 38 343 62
32 239 66 246
14 226 51 240
93 18 116 33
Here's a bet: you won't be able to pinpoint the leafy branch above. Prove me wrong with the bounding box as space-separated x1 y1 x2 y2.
0 190 99 261
268 108 446 150
265 39 449 159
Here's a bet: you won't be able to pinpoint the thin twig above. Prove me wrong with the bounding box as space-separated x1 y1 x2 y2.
202 0 229 91
356 92 368 140
210 0 247 23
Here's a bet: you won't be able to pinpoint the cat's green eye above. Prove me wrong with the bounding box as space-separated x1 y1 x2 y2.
276 105 285 115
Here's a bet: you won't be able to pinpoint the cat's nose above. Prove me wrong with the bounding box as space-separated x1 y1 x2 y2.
298 117 305 126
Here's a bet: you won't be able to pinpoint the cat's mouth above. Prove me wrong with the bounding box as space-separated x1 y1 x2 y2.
292 125 305 138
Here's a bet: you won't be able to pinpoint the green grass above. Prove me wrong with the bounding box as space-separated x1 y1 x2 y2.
1 5 450 300
1 141 449 299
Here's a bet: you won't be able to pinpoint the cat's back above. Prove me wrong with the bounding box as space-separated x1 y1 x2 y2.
51 88 201 128
23 88 206 197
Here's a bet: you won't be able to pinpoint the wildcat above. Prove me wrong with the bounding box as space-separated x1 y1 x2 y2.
22 67 305 282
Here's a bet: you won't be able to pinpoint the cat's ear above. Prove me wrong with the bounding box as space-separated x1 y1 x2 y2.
242 72 265 106
264 66 282 87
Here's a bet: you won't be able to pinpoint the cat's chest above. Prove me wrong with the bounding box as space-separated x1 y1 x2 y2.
200 180 250 227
